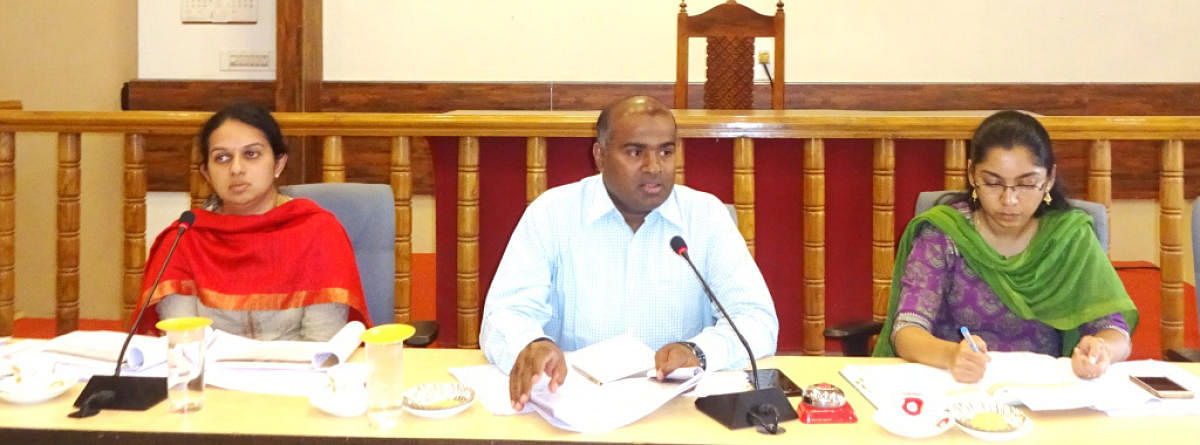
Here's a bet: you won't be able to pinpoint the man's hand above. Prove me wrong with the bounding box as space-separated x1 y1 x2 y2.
1072 335 1112 379
654 342 700 381
949 335 990 383
509 339 566 411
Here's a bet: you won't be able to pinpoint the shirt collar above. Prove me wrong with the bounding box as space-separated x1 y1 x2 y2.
583 174 684 230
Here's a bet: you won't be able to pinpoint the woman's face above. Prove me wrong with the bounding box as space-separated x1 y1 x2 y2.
969 145 1055 230
201 119 287 215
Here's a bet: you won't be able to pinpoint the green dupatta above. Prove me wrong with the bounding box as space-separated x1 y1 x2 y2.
873 205 1138 357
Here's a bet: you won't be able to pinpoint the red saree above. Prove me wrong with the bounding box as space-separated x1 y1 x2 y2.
133 198 370 334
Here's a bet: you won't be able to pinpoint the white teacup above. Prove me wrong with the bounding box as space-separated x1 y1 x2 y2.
891 392 950 426
310 362 368 417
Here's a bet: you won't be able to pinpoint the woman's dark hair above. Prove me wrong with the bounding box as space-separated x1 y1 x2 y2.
198 102 287 165
942 110 1071 216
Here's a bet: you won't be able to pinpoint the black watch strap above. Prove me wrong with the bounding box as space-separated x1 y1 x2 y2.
678 341 707 370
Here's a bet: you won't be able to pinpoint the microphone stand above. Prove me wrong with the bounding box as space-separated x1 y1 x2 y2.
69 211 195 418
671 236 798 434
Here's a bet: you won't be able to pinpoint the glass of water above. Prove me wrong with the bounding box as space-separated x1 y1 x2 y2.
361 323 415 429
156 317 212 413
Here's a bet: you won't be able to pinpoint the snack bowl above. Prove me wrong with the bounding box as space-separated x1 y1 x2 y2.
950 396 1033 441
403 382 475 419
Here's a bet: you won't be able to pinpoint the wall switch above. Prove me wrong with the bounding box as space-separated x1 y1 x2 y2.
220 50 272 71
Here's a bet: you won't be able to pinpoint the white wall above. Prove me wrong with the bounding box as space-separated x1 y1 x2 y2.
138 0 276 80
140 0 1200 83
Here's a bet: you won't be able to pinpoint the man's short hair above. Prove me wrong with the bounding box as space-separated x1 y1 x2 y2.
595 96 674 147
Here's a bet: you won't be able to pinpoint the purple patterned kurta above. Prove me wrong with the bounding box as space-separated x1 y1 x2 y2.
892 204 1128 356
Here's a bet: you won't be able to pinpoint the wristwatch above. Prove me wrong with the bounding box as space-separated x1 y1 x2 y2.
678 341 707 370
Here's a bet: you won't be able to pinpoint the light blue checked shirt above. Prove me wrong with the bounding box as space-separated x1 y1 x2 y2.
480 175 778 374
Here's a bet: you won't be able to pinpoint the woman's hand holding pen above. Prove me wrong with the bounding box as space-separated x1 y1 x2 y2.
950 334 990 383
1072 335 1112 379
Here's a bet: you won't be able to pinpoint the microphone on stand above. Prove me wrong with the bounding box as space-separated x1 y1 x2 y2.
670 236 798 434
70 211 196 418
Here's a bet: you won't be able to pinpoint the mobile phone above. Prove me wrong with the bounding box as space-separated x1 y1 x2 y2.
749 368 803 397
1129 375 1194 399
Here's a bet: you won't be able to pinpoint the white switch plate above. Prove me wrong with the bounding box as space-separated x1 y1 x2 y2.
220 50 272 71
181 0 258 24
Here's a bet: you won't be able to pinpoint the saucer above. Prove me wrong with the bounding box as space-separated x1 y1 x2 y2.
403 382 474 419
0 373 77 405
309 387 367 417
873 408 953 439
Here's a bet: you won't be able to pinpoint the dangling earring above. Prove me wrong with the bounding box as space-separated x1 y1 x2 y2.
971 189 978 201
1043 193 1052 205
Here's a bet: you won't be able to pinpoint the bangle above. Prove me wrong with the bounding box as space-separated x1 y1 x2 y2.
678 341 707 370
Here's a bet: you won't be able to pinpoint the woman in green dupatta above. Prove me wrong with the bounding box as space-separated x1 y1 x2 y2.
874 111 1138 383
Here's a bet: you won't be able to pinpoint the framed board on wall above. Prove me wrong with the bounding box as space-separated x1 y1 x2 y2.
181 0 258 24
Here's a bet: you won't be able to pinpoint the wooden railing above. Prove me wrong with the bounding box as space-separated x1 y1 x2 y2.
0 110 1197 353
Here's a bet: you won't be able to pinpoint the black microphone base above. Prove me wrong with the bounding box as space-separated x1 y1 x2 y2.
73 375 168 411
695 387 799 431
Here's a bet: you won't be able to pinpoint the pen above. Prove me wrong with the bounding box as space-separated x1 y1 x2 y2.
959 326 982 353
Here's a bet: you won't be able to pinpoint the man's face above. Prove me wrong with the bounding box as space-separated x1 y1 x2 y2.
593 112 677 222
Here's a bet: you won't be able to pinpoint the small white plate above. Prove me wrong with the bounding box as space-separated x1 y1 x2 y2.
403 382 475 419
0 374 77 405
873 408 953 439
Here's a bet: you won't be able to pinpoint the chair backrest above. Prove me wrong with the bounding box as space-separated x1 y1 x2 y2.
1192 196 1200 322
914 191 1109 253
675 1 785 110
280 183 395 325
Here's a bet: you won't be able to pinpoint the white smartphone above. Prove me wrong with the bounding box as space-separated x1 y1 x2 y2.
1129 375 1194 399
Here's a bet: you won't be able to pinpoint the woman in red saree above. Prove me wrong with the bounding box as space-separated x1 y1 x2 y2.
134 103 369 340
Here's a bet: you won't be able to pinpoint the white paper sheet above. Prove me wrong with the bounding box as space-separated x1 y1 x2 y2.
566 334 655 385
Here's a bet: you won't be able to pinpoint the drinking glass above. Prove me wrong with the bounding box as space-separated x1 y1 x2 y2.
156 317 212 413
361 323 415 429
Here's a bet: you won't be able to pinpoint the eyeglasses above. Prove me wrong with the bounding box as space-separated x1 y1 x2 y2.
975 179 1047 197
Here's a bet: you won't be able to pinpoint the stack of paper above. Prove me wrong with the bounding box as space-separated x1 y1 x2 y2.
840 352 1200 416
205 321 365 395
449 335 706 432
37 330 169 378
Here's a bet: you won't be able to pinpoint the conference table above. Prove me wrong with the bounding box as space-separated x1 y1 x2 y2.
1 348 1196 444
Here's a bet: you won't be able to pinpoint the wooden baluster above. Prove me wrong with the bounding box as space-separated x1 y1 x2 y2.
1087 139 1113 252
457 137 480 348
57 133 81 334
189 136 209 208
872 138 895 323
803 138 826 356
123 134 147 326
526 137 547 205
1160 140 1185 352
323 135 345 183
674 139 685 186
733 137 755 256
391 136 412 323
944 139 967 190
0 132 12 336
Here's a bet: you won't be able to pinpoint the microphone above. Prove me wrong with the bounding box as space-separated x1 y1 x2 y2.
70 211 196 418
670 236 798 434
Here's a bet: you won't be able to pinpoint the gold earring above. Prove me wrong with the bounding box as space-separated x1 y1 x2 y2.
971 189 978 200
1043 193 1052 205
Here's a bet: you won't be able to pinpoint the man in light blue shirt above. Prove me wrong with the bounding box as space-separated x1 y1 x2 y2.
480 96 779 410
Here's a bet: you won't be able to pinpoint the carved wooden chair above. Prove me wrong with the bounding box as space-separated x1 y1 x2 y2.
675 1 785 109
